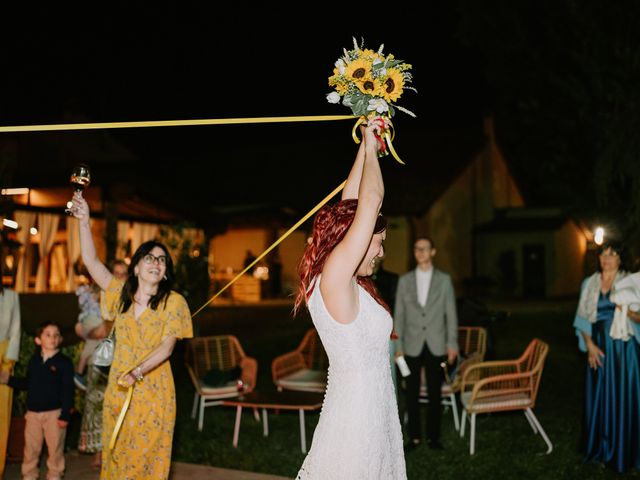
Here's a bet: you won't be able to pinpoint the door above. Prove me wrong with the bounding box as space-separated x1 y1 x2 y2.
522 244 546 298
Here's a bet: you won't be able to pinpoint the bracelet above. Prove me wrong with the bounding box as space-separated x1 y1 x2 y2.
132 366 144 383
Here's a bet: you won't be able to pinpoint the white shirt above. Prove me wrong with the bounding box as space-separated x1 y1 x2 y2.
416 266 433 308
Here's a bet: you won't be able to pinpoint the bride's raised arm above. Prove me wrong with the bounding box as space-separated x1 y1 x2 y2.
321 117 388 323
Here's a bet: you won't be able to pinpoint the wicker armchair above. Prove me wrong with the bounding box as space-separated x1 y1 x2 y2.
419 326 487 430
185 335 258 431
459 338 552 455
271 328 328 392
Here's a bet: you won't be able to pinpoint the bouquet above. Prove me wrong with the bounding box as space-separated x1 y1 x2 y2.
326 37 416 119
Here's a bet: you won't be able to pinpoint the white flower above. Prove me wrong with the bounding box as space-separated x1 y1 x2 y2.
368 98 389 113
373 59 386 77
326 92 341 104
335 59 346 75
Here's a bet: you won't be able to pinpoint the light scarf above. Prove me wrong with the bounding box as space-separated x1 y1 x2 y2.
577 270 635 341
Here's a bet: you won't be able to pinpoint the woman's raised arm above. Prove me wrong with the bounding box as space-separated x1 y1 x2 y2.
321 117 388 323
70 192 113 291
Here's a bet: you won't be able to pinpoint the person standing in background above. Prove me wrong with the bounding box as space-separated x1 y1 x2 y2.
0 280 21 477
394 236 458 452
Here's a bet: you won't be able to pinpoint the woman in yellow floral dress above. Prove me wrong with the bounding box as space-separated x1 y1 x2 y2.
71 192 192 480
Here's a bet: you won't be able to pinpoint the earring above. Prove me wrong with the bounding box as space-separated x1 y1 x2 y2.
163 275 167 280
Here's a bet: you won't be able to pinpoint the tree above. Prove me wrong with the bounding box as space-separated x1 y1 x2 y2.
457 0 640 246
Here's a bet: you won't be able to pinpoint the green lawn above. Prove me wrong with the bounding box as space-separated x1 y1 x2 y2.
74 302 640 479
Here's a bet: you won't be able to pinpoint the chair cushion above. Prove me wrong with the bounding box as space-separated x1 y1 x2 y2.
199 380 241 396
278 369 327 392
461 391 531 412
203 366 242 387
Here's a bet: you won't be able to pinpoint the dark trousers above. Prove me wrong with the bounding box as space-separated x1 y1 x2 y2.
405 343 445 442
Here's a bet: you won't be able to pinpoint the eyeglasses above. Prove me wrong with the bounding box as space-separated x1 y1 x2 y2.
142 253 167 265
599 251 619 258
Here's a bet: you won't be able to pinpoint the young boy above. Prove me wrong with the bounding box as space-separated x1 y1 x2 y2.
0 321 74 480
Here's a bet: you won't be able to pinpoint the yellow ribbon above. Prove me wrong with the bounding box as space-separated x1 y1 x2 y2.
0 115 355 133
109 371 135 455
350 116 403 164
191 180 347 317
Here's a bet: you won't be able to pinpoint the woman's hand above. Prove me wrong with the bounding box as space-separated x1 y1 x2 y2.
586 342 605 369
70 191 90 225
364 116 390 151
117 372 136 388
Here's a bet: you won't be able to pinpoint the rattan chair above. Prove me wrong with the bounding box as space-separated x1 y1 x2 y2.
271 328 328 393
185 335 258 431
418 326 487 430
459 338 552 455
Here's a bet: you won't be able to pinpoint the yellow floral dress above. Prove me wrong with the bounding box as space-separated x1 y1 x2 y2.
100 278 192 480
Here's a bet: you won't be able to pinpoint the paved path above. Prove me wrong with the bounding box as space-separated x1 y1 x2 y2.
4 450 290 480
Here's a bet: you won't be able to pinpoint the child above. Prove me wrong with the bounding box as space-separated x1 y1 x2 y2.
73 268 103 391
0 321 74 480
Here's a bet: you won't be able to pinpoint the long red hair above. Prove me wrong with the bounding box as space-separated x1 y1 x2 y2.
293 199 389 315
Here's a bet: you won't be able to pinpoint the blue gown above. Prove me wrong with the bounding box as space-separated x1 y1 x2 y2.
584 291 640 472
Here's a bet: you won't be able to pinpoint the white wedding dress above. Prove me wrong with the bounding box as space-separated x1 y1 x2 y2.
296 276 407 479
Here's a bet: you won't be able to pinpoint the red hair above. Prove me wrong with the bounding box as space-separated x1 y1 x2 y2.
293 199 389 315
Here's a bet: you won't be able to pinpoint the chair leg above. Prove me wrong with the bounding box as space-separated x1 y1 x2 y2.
469 413 477 455
262 408 269 436
198 398 205 432
299 409 307 454
523 408 538 434
450 393 460 431
253 408 261 422
191 392 199 420
232 406 243 447
460 410 467 438
525 408 553 454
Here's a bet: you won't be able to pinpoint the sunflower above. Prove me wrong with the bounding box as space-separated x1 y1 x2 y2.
356 76 382 96
381 68 405 102
359 48 384 62
344 58 372 82
335 82 349 95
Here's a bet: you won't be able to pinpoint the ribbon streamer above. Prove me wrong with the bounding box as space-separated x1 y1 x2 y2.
191 180 347 317
0 115 355 133
350 116 403 164
109 377 134 455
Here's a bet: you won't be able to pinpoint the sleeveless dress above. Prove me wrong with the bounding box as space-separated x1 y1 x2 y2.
584 291 640 472
297 277 407 479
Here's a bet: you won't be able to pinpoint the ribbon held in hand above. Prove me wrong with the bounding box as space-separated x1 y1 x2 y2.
351 116 404 165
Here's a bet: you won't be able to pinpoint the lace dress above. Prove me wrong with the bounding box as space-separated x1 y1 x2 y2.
297 277 406 479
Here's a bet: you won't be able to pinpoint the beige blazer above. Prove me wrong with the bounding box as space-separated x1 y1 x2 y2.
394 268 458 357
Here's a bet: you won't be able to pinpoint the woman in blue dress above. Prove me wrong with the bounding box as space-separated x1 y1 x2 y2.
573 241 640 473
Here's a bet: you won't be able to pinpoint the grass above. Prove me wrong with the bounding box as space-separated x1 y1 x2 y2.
70 301 640 479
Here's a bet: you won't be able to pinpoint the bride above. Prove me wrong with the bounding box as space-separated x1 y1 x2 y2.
293 117 406 479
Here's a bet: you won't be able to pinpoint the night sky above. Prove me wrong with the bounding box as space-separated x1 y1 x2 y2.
1 3 489 219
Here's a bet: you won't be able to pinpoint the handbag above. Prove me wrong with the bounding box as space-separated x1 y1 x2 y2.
93 326 115 367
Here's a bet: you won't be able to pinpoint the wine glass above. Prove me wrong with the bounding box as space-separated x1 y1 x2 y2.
64 164 91 215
